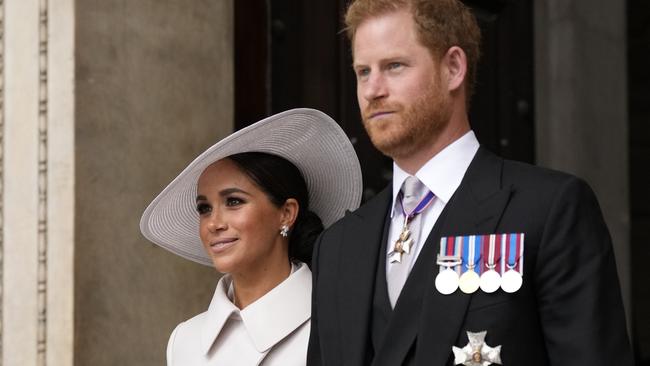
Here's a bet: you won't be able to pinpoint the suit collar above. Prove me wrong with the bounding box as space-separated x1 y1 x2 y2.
201 263 312 354
391 131 480 217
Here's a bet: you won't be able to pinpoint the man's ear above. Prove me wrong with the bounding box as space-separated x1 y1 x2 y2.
442 46 468 92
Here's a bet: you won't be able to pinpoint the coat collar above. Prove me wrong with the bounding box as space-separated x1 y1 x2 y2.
201 262 312 355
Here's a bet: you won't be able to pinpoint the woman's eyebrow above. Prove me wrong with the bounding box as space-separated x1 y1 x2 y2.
219 187 250 197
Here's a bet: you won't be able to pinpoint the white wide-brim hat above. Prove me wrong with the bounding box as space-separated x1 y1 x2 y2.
140 108 363 266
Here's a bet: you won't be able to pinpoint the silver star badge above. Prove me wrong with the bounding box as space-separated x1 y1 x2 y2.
452 331 502 366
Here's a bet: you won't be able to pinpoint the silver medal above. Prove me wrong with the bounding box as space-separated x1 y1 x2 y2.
435 268 459 295
479 269 501 293
501 269 522 293
458 269 480 294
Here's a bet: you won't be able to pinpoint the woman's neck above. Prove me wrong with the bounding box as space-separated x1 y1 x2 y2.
231 257 292 309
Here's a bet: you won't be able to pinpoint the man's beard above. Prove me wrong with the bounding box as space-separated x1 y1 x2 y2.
361 81 452 160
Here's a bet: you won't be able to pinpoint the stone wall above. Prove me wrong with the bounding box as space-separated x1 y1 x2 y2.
534 0 630 331
74 1 233 365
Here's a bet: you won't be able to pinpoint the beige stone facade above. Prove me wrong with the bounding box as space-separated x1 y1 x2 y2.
1 0 233 365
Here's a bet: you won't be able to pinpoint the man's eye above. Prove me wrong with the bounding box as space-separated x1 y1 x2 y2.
226 197 244 207
196 203 211 215
388 62 403 70
356 68 370 78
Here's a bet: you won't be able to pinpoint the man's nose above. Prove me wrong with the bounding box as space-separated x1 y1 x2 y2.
362 73 388 102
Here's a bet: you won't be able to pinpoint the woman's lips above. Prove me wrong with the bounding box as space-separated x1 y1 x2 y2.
208 238 238 254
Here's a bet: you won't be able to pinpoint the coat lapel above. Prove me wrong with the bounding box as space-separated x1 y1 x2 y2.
372 148 513 366
337 187 392 365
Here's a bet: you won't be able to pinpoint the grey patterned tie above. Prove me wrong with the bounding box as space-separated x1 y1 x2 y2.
387 176 428 307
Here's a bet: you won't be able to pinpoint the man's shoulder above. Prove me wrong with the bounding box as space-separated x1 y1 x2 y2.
500 156 587 191
489 155 602 214
320 185 391 234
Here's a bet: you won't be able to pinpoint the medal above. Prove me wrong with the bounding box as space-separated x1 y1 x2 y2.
389 190 435 263
501 269 522 293
435 253 461 295
500 233 524 293
479 234 501 293
452 330 502 366
436 268 460 295
459 235 481 294
459 270 480 294
390 216 413 263
479 267 501 293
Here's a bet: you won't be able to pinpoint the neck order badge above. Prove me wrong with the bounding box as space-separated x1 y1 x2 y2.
389 189 435 263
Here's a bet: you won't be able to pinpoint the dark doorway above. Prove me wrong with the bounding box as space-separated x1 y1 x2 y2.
234 0 534 201
628 0 650 363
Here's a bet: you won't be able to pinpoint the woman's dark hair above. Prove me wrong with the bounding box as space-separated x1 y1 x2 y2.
227 152 324 266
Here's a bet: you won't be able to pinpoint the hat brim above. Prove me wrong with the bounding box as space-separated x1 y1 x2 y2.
140 108 363 266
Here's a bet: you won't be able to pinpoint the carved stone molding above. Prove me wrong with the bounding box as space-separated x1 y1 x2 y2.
36 0 48 364
0 0 5 364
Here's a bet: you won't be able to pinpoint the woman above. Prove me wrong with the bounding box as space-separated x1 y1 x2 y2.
140 109 362 365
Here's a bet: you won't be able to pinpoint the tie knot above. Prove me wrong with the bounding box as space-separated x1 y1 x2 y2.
401 176 426 212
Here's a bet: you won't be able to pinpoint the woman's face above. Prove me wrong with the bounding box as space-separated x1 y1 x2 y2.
196 159 290 275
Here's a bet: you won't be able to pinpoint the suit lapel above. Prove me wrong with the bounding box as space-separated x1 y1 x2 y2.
337 187 392 365
415 148 512 365
373 148 513 366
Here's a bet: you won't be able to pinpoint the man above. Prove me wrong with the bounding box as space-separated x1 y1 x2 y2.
307 0 634 365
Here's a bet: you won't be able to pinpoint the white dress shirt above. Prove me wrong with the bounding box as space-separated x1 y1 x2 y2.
386 131 480 275
167 262 311 366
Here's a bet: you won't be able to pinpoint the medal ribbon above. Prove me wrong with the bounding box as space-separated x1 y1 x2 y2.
461 235 482 274
439 236 462 274
505 233 525 273
389 189 434 260
397 190 435 220
482 234 502 273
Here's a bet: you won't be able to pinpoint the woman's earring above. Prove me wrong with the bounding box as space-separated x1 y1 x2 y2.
280 225 289 238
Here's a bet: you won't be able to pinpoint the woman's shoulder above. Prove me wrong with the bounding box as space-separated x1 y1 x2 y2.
166 310 210 364
173 309 210 336
168 277 233 352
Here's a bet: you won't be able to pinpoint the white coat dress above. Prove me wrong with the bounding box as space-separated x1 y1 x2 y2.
166 262 311 365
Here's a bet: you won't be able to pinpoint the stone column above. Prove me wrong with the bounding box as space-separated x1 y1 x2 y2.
3 0 75 365
535 0 631 328
73 1 234 365
1 0 234 365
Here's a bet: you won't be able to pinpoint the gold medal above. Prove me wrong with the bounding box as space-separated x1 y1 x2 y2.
459 268 480 294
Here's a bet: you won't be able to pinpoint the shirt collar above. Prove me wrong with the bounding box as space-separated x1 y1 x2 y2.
201 262 312 354
391 131 480 217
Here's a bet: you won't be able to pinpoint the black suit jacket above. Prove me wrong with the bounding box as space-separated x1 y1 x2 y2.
307 148 633 366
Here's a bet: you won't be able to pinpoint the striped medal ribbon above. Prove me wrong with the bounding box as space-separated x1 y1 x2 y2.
501 233 524 293
435 236 462 295
459 235 482 294
479 234 502 293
